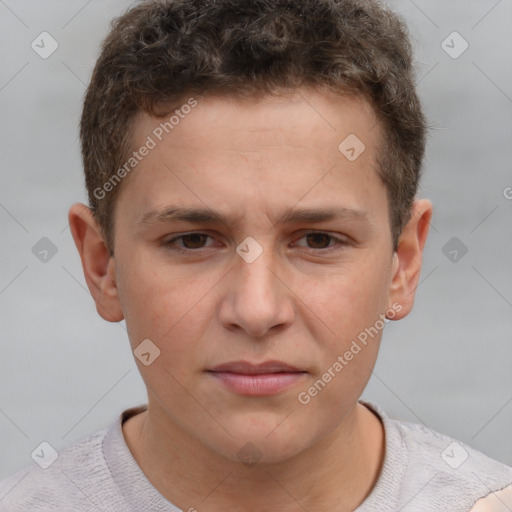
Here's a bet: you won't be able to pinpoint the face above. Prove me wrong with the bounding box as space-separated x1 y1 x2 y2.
75 88 423 464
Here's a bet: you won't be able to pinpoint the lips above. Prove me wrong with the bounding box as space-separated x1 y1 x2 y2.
208 360 303 375
206 360 307 396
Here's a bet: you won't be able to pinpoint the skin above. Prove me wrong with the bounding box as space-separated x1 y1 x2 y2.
69 87 432 512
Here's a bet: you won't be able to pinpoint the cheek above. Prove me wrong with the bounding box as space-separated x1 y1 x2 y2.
117 257 218 369
117 268 211 408
296 258 390 398
295 268 386 417
299 259 391 342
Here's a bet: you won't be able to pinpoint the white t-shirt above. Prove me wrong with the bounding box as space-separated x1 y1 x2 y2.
1 401 511 511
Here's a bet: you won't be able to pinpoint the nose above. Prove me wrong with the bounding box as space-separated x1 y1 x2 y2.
218 242 295 338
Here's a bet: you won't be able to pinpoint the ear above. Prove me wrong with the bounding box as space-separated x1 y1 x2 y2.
387 198 433 320
68 203 124 322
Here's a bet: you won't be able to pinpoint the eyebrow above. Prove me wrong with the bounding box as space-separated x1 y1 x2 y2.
138 205 369 229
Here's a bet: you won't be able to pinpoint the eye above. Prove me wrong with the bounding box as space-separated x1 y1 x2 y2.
163 232 215 251
294 232 348 252
162 231 349 254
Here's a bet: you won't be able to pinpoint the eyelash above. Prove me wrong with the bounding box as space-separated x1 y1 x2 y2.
162 231 348 254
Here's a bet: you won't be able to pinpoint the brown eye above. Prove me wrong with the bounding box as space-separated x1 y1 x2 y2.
179 233 209 249
164 233 214 251
294 232 348 253
305 233 333 249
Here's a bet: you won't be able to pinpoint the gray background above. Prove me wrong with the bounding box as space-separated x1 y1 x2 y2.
0 0 511 480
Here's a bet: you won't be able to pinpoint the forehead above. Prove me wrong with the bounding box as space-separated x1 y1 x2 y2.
116 89 387 229
131 90 381 155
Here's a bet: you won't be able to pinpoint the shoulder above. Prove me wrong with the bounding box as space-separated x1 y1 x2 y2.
0 425 125 512
391 414 512 510
359 401 512 511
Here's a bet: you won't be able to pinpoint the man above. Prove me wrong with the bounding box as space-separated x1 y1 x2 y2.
1 0 511 510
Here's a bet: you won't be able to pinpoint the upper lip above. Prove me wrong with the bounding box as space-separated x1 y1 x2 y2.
208 360 304 375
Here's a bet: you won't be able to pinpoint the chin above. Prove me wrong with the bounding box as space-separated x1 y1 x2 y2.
206 413 317 466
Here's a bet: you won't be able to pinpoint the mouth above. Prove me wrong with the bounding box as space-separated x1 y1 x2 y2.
208 360 304 374
206 360 307 396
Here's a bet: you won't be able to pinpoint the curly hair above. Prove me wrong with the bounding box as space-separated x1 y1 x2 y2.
80 0 428 253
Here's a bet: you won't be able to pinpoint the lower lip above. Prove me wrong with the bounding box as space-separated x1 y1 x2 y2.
207 371 307 396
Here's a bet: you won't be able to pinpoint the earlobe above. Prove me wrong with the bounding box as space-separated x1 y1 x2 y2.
68 203 124 322
387 199 433 320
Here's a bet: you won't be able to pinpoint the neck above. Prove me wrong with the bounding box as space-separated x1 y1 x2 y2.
122 401 384 512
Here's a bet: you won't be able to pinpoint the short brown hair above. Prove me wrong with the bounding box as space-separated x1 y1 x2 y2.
80 0 428 254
